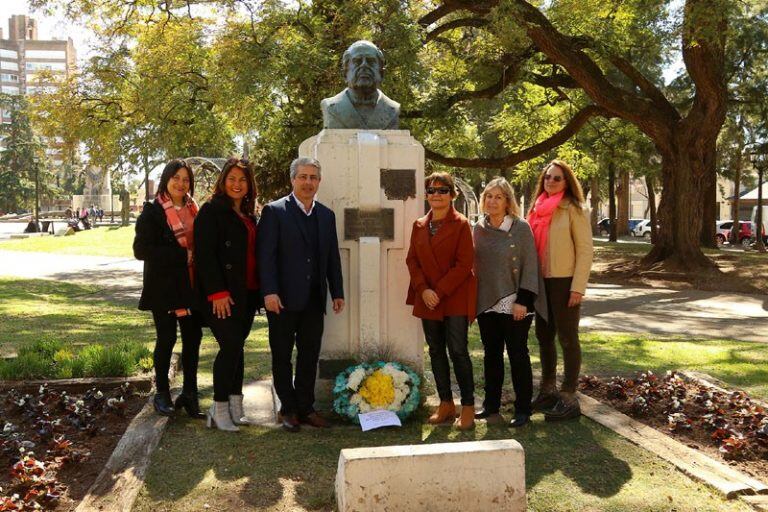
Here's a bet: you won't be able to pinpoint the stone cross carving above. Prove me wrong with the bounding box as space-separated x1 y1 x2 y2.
321 40 400 130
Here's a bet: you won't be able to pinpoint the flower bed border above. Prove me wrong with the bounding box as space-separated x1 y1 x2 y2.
577 389 768 500
72 353 178 512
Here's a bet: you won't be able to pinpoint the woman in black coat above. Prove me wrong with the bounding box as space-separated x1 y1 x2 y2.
134 159 204 418
194 157 261 432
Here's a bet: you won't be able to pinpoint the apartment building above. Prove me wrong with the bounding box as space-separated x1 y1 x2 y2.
0 15 76 166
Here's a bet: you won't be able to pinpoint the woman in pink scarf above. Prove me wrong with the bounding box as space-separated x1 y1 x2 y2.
527 160 593 421
134 159 204 419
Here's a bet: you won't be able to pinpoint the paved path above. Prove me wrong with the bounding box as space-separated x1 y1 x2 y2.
1 250 766 342
581 283 768 343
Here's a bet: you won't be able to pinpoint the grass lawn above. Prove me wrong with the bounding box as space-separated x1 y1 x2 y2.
0 225 134 258
0 278 154 358
134 321 767 511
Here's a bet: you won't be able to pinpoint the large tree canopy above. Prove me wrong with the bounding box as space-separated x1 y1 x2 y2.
29 0 766 269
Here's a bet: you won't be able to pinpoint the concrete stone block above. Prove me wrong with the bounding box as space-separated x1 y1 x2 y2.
336 440 525 511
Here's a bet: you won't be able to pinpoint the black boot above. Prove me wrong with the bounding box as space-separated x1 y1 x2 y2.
175 390 205 419
153 390 174 416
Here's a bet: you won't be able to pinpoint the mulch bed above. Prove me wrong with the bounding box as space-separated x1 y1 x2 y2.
0 382 148 511
579 371 768 482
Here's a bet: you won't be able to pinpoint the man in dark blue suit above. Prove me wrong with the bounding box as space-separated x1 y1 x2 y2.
257 157 345 432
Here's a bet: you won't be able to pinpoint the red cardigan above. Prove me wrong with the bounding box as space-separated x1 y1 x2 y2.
406 206 477 322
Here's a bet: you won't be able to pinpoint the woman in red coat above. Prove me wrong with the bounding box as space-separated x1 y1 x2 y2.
406 172 477 430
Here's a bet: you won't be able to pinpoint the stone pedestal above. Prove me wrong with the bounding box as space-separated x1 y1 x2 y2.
298 129 424 395
335 440 526 511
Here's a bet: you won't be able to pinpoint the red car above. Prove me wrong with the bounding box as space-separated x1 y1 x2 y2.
723 222 754 248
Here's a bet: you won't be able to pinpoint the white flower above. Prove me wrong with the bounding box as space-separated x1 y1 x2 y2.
350 394 363 405
347 368 367 390
359 401 372 413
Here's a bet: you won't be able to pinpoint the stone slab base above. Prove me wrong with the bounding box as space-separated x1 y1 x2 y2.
335 440 526 511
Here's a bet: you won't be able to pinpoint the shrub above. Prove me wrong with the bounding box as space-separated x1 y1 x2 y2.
0 352 52 380
17 339 64 360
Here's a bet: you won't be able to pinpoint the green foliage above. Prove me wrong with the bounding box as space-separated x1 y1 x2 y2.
0 340 151 380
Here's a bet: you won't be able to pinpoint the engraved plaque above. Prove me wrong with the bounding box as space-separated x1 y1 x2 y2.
344 208 395 240
380 168 416 200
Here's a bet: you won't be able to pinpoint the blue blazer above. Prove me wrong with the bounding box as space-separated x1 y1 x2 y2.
257 194 344 312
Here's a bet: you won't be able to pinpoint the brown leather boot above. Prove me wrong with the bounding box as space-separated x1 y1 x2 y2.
456 405 475 431
427 401 456 424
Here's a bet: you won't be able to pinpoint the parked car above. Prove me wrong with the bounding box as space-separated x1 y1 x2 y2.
597 218 645 236
714 220 734 246
723 222 754 248
632 219 651 238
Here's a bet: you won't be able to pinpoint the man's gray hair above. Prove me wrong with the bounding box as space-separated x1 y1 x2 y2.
289 157 322 180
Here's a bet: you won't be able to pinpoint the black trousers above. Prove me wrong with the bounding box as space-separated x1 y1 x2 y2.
535 277 582 393
477 312 533 415
422 316 475 406
207 291 260 402
267 307 324 417
151 310 203 394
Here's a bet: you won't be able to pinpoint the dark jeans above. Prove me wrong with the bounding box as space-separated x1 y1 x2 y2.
422 316 475 406
151 310 202 394
535 277 582 393
477 312 533 415
207 291 260 402
267 308 324 417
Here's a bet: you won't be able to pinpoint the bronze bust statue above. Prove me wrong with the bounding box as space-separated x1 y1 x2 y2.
321 40 400 130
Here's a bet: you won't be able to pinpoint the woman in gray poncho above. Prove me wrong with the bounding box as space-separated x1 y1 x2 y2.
473 177 545 428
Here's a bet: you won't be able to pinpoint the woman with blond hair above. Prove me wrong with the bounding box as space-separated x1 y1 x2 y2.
473 177 545 427
527 160 593 421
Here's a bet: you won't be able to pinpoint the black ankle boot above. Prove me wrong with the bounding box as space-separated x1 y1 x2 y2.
175 390 205 419
153 390 174 416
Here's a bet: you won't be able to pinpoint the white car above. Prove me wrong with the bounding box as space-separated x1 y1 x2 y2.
632 219 652 238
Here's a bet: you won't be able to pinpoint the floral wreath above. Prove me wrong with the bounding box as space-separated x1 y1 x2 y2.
333 361 421 424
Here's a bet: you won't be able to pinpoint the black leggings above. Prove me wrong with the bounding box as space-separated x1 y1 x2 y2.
206 292 260 402
422 316 475 406
477 312 533 415
151 310 203 394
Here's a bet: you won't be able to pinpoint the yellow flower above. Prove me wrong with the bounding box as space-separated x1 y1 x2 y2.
358 370 395 407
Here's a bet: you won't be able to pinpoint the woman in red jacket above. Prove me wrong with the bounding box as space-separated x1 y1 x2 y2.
406 172 477 430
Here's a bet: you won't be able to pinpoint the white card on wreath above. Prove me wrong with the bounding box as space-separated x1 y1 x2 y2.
358 410 402 431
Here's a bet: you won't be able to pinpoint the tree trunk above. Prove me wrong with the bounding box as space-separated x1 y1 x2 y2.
608 162 617 242
617 170 630 236
699 172 717 248
646 175 658 244
590 175 600 235
642 136 718 270
756 164 766 253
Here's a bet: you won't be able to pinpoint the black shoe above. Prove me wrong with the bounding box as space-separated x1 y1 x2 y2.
474 408 498 420
509 413 530 428
544 399 581 422
153 391 174 416
281 414 301 433
531 392 559 413
175 391 205 419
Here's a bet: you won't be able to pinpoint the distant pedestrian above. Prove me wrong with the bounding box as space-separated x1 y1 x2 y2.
527 159 593 422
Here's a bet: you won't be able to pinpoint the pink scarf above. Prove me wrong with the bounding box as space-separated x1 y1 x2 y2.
527 191 564 273
157 193 199 317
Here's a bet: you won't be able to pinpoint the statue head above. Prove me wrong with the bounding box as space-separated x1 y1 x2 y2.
342 40 385 96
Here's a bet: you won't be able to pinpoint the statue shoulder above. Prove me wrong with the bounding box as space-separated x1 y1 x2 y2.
378 91 400 110
321 90 350 110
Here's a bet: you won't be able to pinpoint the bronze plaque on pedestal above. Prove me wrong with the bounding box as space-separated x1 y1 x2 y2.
380 169 416 200
344 208 395 240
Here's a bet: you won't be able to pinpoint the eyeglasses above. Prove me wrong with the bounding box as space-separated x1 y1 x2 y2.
544 174 564 182
426 187 451 195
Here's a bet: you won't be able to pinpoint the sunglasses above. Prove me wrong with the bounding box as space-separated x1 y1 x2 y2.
544 174 564 182
426 187 451 195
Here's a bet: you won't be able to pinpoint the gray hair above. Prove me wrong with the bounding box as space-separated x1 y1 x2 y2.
289 157 322 180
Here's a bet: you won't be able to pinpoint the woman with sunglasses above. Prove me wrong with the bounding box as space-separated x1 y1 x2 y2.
134 159 204 419
473 177 545 428
527 159 593 421
406 172 477 430
195 157 261 432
